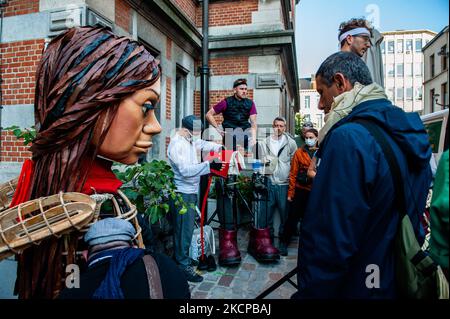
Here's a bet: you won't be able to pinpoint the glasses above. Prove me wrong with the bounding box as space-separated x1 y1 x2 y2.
355 35 372 45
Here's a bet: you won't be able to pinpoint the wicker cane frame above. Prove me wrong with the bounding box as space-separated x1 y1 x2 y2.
0 177 18 212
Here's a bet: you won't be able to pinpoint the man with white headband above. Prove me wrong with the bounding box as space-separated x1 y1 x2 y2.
338 18 373 57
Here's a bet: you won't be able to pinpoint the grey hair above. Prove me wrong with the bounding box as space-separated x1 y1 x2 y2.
316 51 373 87
273 116 287 125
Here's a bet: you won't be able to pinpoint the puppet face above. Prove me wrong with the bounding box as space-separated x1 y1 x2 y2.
95 77 162 164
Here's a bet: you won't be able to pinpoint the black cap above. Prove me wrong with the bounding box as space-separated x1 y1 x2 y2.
182 115 203 131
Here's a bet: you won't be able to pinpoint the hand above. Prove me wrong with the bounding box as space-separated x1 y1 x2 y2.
287 196 293 202
209 158 225 171
215 125 225 137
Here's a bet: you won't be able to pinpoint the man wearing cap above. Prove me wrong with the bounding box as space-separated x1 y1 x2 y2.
206 78 258 152
167 115 224 282
338 18 373 57
58 218 190 299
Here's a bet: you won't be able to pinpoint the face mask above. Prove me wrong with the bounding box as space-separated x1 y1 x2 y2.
305 138 317 147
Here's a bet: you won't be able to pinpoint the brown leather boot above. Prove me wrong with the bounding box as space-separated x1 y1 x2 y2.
248 227 280 262
218 228 241 266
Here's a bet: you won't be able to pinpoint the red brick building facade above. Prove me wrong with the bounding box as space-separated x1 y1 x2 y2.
0 0 299 181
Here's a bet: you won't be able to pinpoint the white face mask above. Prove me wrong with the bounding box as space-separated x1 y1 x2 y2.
305 138 317 147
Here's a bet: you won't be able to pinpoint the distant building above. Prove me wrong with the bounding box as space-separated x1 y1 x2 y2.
422 26 449 115
299 75 324 130
381 30 436 114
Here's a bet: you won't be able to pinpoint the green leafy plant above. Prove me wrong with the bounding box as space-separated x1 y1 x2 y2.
294 112 307 136
4 125 36 146
113 160 190 224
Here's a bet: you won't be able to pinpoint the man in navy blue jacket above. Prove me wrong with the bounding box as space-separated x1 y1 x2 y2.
293 52 432 299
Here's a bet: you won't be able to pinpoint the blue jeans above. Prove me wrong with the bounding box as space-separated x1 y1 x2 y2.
170 192 197 268
267 182 289 238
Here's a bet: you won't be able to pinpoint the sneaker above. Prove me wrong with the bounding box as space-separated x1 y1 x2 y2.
278 241 288 256
182 266 204 283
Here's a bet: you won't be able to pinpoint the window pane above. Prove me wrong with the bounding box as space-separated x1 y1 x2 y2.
396 87 404 100
387 64 395 77
406 87 413 100
415 39 422 52
406 39 413 52
414 63 423 77
397 63 404 77
415 87 423 100
381 41 385 54
387 87 395 100
305 96 310 109
406 63 413 76
388 41 394 53
397 39 404 53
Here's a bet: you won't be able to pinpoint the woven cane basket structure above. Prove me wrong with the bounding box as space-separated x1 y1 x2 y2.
0 177 18 212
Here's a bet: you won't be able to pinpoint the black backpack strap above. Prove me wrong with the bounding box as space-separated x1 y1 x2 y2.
352 118 406 216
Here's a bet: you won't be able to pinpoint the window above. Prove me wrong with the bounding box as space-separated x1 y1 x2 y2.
388 41 395 54
175 65 188 128
387 64 395 77
442 83 448 108
397 39 404 53
430 89 435 112
406 39 413 52
304 114 311 122
415 87 423 100
387 87 395 100
406 63 413 77
414 62 423 77
304 96 310 109
397 63 404 77
396 87 404 100
430 54 435 78
316 114 323 128
381 41 385 54
406 87 413 100
441 45 447 71
415 39 422 52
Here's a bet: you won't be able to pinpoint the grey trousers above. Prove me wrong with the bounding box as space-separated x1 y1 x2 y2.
267 182 289 238
170 192 197 268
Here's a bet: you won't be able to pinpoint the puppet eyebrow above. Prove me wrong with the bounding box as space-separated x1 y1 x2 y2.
145 88 160 100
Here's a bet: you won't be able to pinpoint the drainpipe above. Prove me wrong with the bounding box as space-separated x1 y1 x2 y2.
199 0 210 218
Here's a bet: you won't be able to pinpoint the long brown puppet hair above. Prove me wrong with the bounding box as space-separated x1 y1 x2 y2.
16 26 160 299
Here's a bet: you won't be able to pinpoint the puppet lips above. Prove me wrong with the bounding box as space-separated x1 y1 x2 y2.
135 141 153 148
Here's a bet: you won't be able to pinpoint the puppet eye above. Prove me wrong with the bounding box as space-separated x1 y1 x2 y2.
142 102 154 115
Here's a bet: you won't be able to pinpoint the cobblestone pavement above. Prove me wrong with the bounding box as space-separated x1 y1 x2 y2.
189 223 298 299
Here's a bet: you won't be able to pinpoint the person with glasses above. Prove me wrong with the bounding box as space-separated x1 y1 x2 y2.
338 18 373 57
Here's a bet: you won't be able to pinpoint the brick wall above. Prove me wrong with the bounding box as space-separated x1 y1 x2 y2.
173 0 197 24
0 131 32 162
209 56 248 76
196 0 258 27
115 0 131 33
166 38 172 61
166 77 172 120
3 0 39 17
194 89 254 125
0 39 44 162
0 39 44 105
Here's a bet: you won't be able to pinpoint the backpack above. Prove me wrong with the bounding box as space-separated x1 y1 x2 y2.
353 118 438 299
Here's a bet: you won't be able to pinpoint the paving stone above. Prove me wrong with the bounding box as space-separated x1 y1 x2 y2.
268 272 283 281
237 269 252 281
197 281 215 292
192 291 208 299
225 266 239 275
218 275 234 287
241 262 256 271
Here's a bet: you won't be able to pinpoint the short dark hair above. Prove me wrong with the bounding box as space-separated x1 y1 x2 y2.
338 18 373 47
273 116 286 125
304 128 318 137
233 78 247 88
316 51 373 87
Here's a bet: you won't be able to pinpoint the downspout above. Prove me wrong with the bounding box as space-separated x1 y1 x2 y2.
199 0 210 217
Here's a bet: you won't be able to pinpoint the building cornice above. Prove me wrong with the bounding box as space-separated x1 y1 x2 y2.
423 69 449 85
382 30 437 37
422 25 449 52
126 0 202 55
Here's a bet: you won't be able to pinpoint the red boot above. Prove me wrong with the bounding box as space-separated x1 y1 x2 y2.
248 227 280 262
219 228 241 266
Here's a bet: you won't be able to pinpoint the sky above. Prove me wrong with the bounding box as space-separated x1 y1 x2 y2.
295 0 449 78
